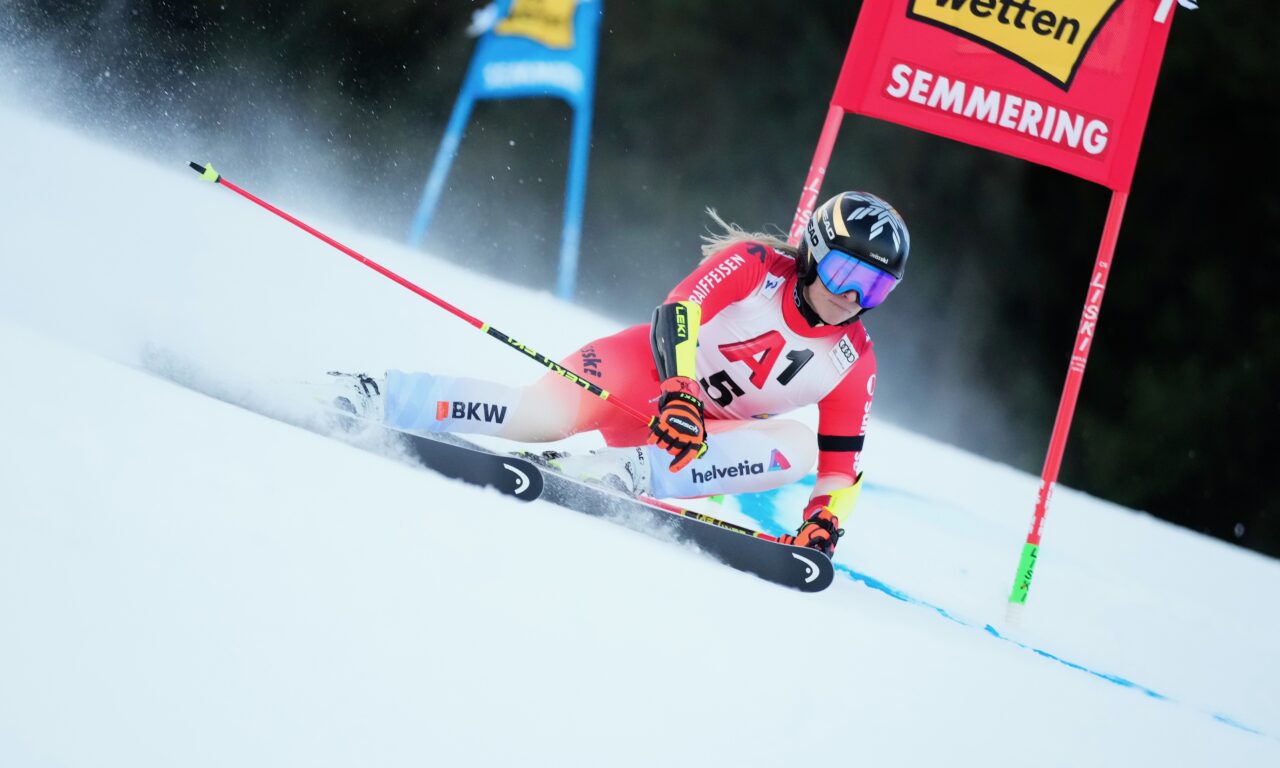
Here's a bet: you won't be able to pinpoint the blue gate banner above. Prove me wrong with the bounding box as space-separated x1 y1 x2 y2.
408 0 602 300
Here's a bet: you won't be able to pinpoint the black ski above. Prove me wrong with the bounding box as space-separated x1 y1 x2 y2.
330 423 832 589
392 428 544 501
384 429 833 591
317 416 542 502
534 466 834 592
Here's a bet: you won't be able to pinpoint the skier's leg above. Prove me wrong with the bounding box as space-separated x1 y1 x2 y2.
552 323 659 441
646 418 816 498
560 417 817 499
380 323 656 442
382 369 584 441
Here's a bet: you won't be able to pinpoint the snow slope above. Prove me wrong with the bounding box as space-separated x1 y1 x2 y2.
1 101 1278 766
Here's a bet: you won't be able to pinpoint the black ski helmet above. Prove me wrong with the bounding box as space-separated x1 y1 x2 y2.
800 191 910 285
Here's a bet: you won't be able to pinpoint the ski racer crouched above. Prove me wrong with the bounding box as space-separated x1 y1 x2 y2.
330 191 909 558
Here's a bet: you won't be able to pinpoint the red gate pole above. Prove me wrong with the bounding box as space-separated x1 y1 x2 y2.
1009 190 1129 605
788 104 847 247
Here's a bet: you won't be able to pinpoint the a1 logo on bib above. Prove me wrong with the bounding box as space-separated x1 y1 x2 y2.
828 334 859 374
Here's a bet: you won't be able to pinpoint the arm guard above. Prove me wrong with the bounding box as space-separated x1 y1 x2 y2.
650 301 702 381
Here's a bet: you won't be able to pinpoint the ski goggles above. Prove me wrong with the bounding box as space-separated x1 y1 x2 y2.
814 249 900 308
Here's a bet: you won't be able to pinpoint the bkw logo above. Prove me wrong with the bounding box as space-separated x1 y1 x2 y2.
436 400 508 424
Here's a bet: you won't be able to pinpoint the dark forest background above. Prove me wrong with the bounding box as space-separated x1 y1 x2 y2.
3 1 1276 557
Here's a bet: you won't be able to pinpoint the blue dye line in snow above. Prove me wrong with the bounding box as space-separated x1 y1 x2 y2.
1213 714 1264 736
733 481 1275 741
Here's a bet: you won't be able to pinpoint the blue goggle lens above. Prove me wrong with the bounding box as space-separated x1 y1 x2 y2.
815 250 899 308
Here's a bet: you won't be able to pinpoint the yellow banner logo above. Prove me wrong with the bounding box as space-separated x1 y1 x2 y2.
908 0 1123 88
496 0 579 50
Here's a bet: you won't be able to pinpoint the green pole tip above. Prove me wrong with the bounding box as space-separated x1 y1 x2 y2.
708 495 725 504
1007 541 1039 605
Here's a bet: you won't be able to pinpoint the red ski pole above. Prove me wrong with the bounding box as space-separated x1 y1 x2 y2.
189 162 653 427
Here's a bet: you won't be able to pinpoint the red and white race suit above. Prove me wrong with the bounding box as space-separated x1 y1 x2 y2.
564 240 876 483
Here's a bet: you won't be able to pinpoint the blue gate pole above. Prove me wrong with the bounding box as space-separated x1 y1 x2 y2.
556 98 594 301
407 78 479 247
554 1 600 301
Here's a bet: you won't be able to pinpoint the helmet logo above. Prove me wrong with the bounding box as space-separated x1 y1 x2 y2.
847 203 904 253
821 209 836 241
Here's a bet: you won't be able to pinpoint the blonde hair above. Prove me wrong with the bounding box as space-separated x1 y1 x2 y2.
699 208 799 262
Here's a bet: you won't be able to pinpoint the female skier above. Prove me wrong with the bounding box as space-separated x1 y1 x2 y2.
329 191 909 556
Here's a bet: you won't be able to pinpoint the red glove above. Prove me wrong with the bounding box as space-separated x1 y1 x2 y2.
779 496 845 556
647 376 708 472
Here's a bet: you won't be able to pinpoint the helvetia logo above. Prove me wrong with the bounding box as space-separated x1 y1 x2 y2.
907 0 1123 89
691 460 765 484
435 400 509 423
768 449 791 472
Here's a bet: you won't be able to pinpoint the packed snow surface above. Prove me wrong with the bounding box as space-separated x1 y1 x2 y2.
1 101 1277 766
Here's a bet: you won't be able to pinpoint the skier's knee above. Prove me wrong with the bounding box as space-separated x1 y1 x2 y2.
652 418 816 498
746 418 817 485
